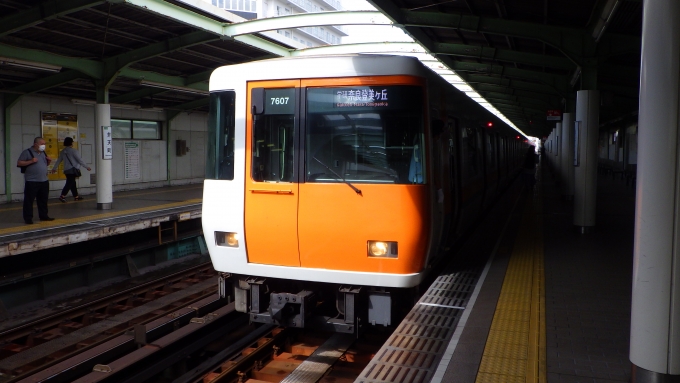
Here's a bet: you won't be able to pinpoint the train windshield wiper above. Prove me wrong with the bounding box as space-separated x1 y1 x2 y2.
312 156 362 195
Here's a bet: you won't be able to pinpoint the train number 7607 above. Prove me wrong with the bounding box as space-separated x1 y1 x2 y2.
271 97 289 105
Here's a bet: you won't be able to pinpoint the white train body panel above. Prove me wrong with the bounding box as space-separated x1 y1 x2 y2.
203 55 434 288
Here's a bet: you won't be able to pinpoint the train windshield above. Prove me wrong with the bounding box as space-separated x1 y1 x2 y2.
305 85 425 184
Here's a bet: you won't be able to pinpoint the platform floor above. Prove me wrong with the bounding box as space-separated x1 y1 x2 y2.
357 164 635 383
0 184 203 235
443 164 634 383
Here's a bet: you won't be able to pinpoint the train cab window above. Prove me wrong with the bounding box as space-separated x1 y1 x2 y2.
207 90 236 180
305 85 425 184
251 88 296 183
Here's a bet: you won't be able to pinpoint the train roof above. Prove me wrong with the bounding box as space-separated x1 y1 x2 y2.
209 54 431 92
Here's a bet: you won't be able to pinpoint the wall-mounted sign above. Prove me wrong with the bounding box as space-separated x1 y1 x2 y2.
124 141 141 180
102 125 113 160
547 109 562 121
42 112 78 180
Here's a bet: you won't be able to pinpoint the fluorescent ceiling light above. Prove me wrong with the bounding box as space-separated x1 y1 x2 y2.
112 103 140 110
71 99 163 111
71 99 96 105
139 80 209 96
0 57 61 73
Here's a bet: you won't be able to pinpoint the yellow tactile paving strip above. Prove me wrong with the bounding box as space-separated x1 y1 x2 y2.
476 190 546 383
0 198 202 236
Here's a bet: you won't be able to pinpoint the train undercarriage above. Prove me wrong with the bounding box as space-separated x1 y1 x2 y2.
220 274 398 334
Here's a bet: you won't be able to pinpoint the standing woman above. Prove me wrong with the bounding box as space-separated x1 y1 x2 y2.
51 137 91 202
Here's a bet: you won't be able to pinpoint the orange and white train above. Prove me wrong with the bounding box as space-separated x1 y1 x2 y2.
202 54 528 332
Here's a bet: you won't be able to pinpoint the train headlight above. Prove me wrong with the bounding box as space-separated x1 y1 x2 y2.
216 231 239 247
368 241 398 258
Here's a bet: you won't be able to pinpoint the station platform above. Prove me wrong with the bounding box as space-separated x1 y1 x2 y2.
0 184 203 258
357 164 634 383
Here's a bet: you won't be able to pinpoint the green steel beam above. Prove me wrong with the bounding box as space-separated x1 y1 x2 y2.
223 11 387 36
0 43 102 78
450 61 570 94
475 84 564 103
480 92 555 108
0 0 105 37
121 0 291 57
111 71 211 104
166 98 209 121
433 43 574 70
171 97 210 111
0 30 217 82
467 75 572 98
482 93 550 108
487 100 545 113
363 0 535 133
103 31 218 72
397 10 592 65
110 88 164 104
5 70 83 95
186 70 212 85
119 68 208 91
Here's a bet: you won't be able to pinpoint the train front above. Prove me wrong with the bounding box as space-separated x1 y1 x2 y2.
204 67 433 332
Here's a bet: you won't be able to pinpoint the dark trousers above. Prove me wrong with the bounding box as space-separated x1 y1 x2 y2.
23 181 49 220
61 174 79 197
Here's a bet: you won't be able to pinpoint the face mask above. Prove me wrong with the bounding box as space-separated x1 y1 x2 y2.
38 145 46 152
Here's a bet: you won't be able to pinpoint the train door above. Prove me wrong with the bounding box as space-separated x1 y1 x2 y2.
244 80 301 266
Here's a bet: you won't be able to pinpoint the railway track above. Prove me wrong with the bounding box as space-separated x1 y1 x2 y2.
0 264 217 382
2 266 390 383
173 324 388 383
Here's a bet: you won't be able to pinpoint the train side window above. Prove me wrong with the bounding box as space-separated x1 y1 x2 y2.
207 90 236 180
251 88 296 183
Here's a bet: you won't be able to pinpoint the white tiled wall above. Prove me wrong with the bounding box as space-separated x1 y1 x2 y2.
1 95 208 202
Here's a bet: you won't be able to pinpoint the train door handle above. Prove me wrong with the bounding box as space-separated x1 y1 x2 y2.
250 189 293 194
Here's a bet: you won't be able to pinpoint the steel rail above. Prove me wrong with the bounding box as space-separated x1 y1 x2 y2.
0 262 213 340
15 294 230 383
2 265 217 383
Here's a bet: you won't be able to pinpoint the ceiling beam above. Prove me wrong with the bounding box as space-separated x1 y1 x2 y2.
482 93 551 108
396 9 591 65
0 0 105 37
111 70 212 104
104 30 218 72
119 68 208 91
467 75 571 97
3 70 83 95
121 0 291 57
433 42 575 70
222 11 388 36
450 61 570 93
0 43 101 78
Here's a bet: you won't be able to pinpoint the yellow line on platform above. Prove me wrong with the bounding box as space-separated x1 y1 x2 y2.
475 187 546 383
0 185 203 213
0 198 202 236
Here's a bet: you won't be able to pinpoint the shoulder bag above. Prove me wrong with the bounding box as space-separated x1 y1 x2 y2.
64 151 82 177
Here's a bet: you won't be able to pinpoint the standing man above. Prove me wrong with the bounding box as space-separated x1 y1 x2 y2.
17 137 54 224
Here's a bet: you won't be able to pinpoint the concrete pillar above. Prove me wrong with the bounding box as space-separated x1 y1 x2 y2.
561 113 575 199
95 104 113 210
630 0 680 380
573 90 599 232
555 122 562 184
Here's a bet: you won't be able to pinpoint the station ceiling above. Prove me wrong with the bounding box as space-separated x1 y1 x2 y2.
0 0 641 137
